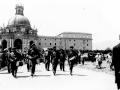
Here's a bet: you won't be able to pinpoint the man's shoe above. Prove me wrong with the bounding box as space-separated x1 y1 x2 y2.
31 74 34 77
14 75 17 78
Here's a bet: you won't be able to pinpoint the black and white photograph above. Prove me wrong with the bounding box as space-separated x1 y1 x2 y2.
0 0 119 90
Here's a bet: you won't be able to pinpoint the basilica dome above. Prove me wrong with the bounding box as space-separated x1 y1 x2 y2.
8 15 31 27
7 4 31 28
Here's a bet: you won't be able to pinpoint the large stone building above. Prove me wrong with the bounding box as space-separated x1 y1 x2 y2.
37 32 92 50
0 4 38 52
0 4 92 52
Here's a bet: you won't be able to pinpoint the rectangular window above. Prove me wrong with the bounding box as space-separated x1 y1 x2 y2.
55 43 56 45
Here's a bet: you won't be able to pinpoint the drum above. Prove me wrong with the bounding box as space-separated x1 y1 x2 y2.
16 61 23 67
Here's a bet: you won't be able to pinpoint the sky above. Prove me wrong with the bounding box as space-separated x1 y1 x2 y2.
0 0 120 50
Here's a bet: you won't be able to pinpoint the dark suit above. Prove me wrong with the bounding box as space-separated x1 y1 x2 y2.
28 47 39 76
59 50 65 71
68 49 77 75
51 50 60 75
112 43 120 89
44 50 51 71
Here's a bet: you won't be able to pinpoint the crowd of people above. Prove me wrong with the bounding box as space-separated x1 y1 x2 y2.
0 43 83 78
0 43 114 78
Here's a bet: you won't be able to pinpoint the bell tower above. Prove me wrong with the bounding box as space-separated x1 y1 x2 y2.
15 4 24 15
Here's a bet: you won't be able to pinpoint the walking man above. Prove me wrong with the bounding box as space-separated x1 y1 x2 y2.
51 46 60 75
112 43 120 90
68 46 77 75
44 48 51 71
59 49 65 71
28 43 40 77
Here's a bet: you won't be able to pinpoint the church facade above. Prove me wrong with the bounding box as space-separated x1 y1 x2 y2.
0 4 92 52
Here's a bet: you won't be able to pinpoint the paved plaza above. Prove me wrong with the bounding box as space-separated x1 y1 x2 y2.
0 63 117 90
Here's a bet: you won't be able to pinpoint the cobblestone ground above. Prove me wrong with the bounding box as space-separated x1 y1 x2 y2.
76 61 114 74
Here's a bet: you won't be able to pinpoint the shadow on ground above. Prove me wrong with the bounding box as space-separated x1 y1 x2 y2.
16 75 30 78
35 70 42 72
0 72 10 74
56 73 87 76
34 74 51 77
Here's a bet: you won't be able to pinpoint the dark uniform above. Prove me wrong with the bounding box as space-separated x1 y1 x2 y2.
28 43 40 77
112 43 120 90
27 48 32 72
1 50 7 69
10 48 22 78
44 49 51 71
51 46 60 75
6 49 12 73
68 46 77 75
59 49 65 71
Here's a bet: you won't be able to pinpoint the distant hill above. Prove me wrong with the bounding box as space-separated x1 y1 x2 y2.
93 40 120 50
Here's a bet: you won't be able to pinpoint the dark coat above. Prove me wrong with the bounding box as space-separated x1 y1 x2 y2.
112 43 120 84
28 47 40 64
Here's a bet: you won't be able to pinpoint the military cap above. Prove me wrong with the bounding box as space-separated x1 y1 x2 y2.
70 46 74 49
30 43 36 47
53 46 56 49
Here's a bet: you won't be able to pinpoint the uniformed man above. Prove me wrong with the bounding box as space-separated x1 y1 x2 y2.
68 46 77 75
44 48 51 71
1 49 7 70
10 47 21 78
6 48 12 73
112 43 120 90
28 43 40 77
51 46 60 75
59 49 65 71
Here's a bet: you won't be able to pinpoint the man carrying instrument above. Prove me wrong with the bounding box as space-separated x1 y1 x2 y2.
51 46 60 75
10 47 22 78
59 49 66 71
28 43 40 77
44 48 51 71
68 46 77 75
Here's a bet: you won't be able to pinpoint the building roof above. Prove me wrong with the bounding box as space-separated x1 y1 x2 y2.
58 32 92 36
7 4 31 28
7 15 31 27
38 35 92 40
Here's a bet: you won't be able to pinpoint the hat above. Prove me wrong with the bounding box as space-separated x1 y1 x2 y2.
30 43 36 47
4 48 8 52
53 46 56 49
70 46 74 49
